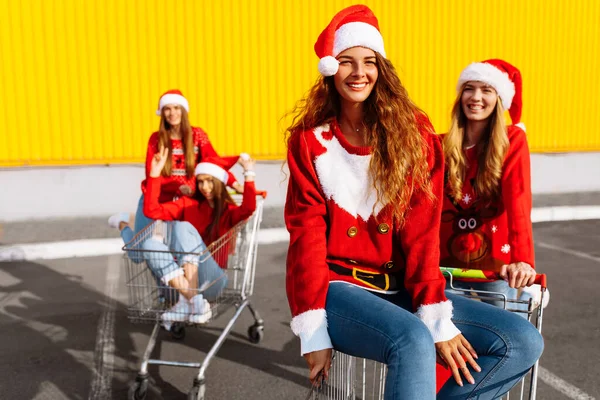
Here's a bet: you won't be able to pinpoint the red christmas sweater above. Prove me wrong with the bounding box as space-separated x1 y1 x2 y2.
285 118 460 355
440 125 535 278
141 127 237 203
143 177 256 248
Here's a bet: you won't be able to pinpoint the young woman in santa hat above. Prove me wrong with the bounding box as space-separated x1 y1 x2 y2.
108 90 242 259
124 146 257 323
284 5 542 399
440 60 543 311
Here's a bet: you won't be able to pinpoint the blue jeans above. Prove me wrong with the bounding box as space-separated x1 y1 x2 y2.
141 221 228 302
121 194 155 263
326 282 543 400
446 279 529 317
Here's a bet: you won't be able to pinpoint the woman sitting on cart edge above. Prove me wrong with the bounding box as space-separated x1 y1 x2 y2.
108 89 243 258
440 60 547 310
284 5 543 399
134 146 257 324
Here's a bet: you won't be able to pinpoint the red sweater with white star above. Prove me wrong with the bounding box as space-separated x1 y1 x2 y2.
285 118 460 355
439 125 535 277
141 127 237 203
143 177 256 247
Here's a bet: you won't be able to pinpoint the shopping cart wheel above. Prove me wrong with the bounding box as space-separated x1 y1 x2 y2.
170 323 186 340
128 377 148 400
187 383 205 400
247 323 264 344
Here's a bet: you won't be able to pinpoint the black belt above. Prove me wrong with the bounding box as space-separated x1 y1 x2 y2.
328 263 399 291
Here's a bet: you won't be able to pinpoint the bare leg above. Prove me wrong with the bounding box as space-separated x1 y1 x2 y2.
168 275 195 300
183 263 199 292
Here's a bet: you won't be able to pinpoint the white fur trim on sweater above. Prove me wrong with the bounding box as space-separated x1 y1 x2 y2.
313 124 385 220
416 300 461 342
290 308 328 339
457 63 515 110
516 122 526 132
156 93 190 115
195 163 228 184
333 22 386 58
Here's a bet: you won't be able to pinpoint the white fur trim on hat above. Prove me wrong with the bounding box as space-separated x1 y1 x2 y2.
156 93 190 116
318 56 340 76
333 21 386 58
195 163 228 184
457 63 515 110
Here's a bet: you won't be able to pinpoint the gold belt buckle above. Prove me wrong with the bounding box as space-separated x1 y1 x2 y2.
352 267 390 291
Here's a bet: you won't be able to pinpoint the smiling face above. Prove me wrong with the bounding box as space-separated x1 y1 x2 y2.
196 174 215 200
333 47 379 106
162 104 183 127
461 81 499 122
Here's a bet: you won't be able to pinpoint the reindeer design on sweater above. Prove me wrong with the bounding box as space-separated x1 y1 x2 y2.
440 191 505 272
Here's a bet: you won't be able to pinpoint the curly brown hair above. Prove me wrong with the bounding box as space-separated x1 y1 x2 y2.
285 53 434 224
443 88 509 204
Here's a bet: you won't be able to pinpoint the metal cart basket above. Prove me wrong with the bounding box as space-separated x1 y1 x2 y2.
307 268 548 400
124 195 265 400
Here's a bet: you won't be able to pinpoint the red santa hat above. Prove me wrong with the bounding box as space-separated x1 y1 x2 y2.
194 153 249 183
457 59 524 129
156 89 190 116
314 4 386 76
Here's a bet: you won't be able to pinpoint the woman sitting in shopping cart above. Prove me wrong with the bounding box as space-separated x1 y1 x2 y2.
284 5 543 399
138 146 257 324
440 60 544 311
107 90 243 260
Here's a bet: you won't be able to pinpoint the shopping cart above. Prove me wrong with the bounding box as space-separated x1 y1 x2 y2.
307 268 548 400
124 194 265 400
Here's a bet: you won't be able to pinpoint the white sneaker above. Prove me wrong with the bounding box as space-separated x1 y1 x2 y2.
108 212 129 229
161 297 191 322
189 294 212 324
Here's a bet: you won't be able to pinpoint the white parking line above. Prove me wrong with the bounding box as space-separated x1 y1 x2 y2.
0 229 290 262
539 366 597 400
537 241 600 263
88 255 119 400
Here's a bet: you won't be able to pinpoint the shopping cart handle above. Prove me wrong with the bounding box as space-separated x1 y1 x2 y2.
439 267 547 289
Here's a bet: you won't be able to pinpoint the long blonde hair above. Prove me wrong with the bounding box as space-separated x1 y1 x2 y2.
285 53 434 224
157 107 195 178
443 88 509 203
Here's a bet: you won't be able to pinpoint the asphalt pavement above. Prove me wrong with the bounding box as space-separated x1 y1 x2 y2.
0 219 599 399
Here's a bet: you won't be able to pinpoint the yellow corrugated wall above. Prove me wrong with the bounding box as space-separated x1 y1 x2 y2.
1 0 599 167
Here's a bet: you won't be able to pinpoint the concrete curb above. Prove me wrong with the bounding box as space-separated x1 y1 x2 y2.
1 206 599 262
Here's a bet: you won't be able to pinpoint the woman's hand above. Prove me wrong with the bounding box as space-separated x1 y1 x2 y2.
303 348 333 385
435 334 480 387
238 153 256 172
149 145 169 178
178 184 193 196
499 262 535 289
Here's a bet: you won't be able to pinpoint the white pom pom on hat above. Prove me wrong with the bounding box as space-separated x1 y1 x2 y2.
314 5 386 77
